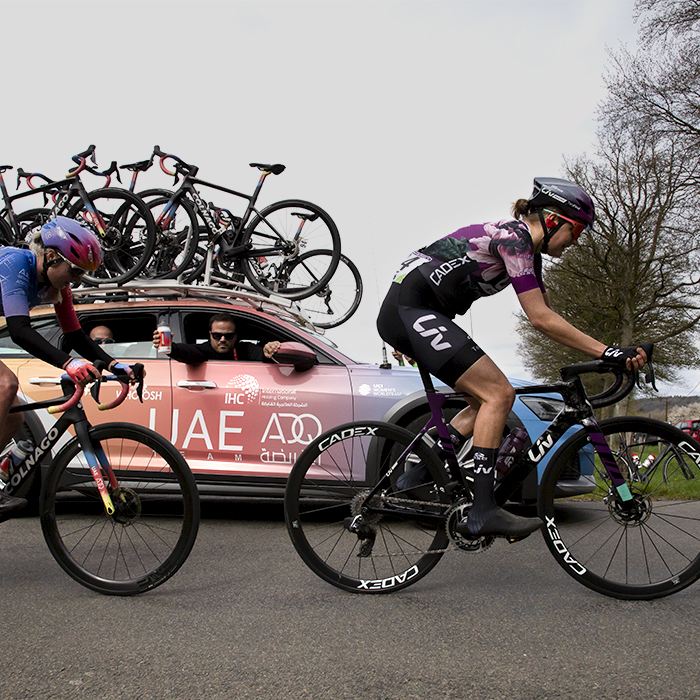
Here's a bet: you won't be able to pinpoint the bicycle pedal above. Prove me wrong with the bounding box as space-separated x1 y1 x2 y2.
505 533 532 544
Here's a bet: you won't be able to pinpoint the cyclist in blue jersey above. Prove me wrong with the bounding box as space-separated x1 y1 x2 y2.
0 217 135 516
377 178 647 540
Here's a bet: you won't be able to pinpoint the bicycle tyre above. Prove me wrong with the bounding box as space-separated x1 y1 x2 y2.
0 216 12 245
241 199 341 300
8 208 52 248
67 188 156 285
538 416 700 600
285 420 450 593
290 251 362 328
40 423 200 596
139 191 199 280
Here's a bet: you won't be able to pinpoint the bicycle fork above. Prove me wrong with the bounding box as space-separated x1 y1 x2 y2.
74 421 116 515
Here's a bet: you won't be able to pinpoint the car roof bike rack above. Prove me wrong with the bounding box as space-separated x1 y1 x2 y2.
69 280 321 333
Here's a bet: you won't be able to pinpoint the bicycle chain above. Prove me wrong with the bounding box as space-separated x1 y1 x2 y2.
354 493 493 556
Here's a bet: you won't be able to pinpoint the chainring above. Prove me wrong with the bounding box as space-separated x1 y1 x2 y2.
446 498 495 552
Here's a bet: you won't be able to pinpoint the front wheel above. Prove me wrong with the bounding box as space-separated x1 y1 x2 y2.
538 417 700 600
241 199 341 300
285 421 451 593
40 423 200 596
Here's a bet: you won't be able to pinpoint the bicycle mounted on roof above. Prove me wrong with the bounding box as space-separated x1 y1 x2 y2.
120 145 342 301
0 145 156 285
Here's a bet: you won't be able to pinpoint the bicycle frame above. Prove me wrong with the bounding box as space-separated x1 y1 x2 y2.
153 169 297 282
0 171 110 241
3 378 132 514
363 364 642 519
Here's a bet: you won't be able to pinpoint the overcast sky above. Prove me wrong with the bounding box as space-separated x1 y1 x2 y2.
4 0 695 395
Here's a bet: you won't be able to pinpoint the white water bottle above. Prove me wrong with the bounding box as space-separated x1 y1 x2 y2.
0 440 34 483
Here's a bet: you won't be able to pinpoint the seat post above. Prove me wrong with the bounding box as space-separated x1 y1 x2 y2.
417 364 436 394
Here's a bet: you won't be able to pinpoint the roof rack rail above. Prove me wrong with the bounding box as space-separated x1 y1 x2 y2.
70 281 322 333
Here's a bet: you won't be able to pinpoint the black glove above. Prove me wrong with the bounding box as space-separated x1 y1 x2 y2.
110 362 135 383
601 346 641 366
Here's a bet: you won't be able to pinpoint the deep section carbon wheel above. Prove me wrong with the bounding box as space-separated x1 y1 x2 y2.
538 417 700 600
40 423 199 595
285 421 451 593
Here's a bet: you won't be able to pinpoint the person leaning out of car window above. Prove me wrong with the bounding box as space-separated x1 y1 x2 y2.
152 312 280 364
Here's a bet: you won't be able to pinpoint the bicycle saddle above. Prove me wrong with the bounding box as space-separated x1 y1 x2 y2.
120 159 152 172
250 163 286 175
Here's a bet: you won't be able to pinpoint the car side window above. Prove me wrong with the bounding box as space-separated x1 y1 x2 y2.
72 313 161 360
0 317 61 356
182 311 278 352
178 310 336 365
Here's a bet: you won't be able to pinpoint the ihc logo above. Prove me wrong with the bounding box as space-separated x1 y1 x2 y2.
226 374 260 403
412 314 452 351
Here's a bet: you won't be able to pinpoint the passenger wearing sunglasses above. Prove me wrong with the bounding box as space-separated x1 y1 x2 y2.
377 177 648 540
0 217 138 515
89 325 114 345
152 312 280 364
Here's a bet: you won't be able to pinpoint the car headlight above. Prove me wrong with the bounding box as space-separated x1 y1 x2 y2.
519 396 565 421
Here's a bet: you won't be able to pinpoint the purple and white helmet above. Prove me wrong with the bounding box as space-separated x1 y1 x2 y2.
40 216 102 271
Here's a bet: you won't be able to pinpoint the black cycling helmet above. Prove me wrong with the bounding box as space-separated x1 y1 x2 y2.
528 177 595 228
528 177 595 254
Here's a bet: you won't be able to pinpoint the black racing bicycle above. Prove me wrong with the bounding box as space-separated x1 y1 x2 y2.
285 343 700 600
0 366 199 595
0 145 156 285
121 146 341 300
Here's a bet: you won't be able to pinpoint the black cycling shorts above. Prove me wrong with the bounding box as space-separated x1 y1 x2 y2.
376 268 485 387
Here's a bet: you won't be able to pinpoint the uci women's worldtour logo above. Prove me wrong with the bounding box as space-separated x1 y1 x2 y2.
412 314 452 352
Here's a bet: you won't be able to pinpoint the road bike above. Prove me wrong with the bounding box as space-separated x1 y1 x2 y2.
285 343 700 600
0 146 156 285
121 146 341 300
0 366 200 595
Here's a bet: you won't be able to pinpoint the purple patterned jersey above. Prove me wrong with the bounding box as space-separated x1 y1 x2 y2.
393 219 545 317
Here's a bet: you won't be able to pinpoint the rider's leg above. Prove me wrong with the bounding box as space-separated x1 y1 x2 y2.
453 356 542 538
0 362 23 453
0 362 28 515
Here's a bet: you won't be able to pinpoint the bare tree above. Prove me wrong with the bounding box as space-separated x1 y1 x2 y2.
516 124 700 413
602 1 700 148
635 0 700 44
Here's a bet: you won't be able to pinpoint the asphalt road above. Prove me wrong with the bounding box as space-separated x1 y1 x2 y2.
2 500 699 700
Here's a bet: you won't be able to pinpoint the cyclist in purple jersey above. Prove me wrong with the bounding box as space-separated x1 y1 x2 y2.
377 177 647 540
0 218 134 516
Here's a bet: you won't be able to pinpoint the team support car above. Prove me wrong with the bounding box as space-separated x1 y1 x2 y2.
0 283 589 505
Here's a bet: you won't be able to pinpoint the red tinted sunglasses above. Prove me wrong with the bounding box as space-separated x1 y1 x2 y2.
544 209 589 241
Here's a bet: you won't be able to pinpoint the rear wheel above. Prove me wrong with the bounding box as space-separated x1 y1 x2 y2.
285 421 450 593
241 200 340 300
40 423 200 595
290 251 362 328
539 417 700 600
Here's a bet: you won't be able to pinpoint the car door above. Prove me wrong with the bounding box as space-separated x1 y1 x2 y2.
167 308 353 481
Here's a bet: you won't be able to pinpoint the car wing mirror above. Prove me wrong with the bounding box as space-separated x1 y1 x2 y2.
273 341 317 372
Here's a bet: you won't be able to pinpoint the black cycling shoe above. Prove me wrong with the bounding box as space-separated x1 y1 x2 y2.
0 490 27 517
455 507 543 540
